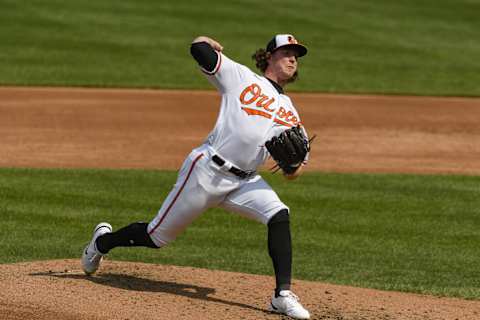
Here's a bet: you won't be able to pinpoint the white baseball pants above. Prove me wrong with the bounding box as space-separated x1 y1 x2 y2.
147 144 288 247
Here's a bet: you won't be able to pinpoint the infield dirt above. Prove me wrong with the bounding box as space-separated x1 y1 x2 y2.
1 87 480 174
1 87 479 319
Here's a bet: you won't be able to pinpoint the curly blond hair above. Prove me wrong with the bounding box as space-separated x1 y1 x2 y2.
251 48 298 84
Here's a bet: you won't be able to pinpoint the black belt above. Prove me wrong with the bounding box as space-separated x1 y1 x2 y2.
212 155 255 179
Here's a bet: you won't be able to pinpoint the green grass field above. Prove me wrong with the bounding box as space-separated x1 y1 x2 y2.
1 0 479 95
1 0 479 305
1 168 479 299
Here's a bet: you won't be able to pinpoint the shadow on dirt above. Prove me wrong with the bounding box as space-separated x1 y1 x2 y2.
30 271 269 314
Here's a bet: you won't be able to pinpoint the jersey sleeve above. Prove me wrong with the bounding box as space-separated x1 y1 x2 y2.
190 42 248 93
203 53 247 93
190 42 219 73
289 105 310 163
300 124 310 163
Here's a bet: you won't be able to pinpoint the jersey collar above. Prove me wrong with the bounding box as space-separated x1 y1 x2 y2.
266 77 284 94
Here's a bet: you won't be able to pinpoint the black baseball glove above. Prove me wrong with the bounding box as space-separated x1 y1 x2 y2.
265 125 313 175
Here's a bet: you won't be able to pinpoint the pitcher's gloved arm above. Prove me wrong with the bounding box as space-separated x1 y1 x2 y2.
265 125 311 179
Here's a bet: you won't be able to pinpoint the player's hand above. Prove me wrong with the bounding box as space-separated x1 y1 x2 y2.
206 38 224 52
283 165 303 180
192 36 223 52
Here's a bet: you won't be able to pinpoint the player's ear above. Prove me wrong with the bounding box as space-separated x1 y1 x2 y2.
266 51 273 63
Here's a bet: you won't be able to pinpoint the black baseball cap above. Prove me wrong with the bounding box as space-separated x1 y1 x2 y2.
266 34 308 57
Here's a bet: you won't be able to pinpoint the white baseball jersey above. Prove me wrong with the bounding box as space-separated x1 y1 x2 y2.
147 51 305 247
203 52 303 171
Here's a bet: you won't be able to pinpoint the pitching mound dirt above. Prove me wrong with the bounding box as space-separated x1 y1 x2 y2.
0 259 478 320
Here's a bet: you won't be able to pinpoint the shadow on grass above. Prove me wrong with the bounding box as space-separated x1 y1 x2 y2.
30 271 269 314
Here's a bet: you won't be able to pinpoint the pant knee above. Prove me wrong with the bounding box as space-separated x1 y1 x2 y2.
147 227 174 248
268 209 290 226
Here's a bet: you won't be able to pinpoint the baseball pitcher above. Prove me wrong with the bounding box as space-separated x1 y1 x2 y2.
82 34 312 319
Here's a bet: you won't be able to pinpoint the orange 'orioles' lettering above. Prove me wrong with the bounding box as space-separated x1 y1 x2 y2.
239 83 275 113
276 106 287 118
273 118 292 127
241 107 272 119
275 107 299 126
239 83 299 127
239 83 261 104
256 95 275 111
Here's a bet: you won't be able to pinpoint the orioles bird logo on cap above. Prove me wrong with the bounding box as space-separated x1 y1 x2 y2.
287 36 298 44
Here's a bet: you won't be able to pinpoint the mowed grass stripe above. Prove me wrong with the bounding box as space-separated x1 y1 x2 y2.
0 0 479 95
0 168 479 299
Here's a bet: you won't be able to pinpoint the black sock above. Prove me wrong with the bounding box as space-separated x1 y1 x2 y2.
95 222 158 254
268 209 292 297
